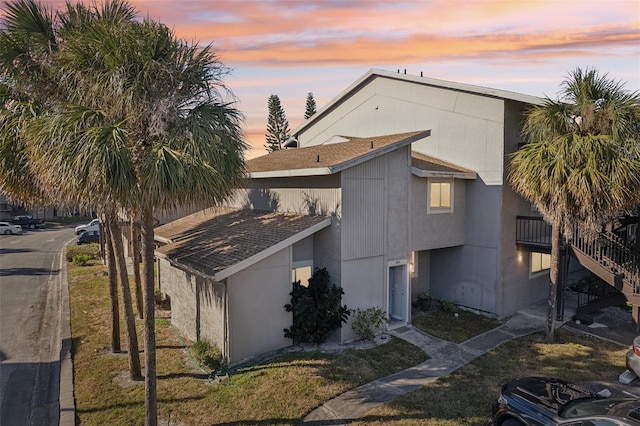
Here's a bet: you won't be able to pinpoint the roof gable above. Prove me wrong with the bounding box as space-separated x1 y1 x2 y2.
247 130 430 178
294 68 544 136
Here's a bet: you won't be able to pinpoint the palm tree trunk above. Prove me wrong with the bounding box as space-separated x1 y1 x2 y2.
141 205 157 426
107 211 143 380
545 223 562 342
103 220 121 353
131 212 144 319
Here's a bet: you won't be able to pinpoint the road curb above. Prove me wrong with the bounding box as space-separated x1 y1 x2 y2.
59 245 75 426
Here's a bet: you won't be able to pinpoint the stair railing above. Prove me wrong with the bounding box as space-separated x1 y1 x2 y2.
572 228 639 295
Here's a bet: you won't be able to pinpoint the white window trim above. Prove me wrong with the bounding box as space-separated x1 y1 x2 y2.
427 179 454 214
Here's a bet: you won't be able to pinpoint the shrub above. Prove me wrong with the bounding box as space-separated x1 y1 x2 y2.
439 299 456 313
72 254 92 266
351 307 390 341
66 244 101 262
414 292 433 311
413 292 457 313
284 267 350 344
190 340 224 371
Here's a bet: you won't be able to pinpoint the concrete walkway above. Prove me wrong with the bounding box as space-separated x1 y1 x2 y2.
299 299 574 425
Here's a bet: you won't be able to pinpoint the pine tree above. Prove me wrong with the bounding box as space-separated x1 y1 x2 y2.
265 94 290 152
304 92 317 120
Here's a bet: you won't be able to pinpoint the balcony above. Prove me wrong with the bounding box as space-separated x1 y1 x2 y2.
515 216 552 253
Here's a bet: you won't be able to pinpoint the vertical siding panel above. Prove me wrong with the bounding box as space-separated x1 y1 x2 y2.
343 157 385 259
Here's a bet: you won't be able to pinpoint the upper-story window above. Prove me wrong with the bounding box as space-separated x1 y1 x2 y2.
428 180 453 213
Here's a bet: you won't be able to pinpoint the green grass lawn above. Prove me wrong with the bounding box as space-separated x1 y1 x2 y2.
68 261 427 425
411 308 503 343
69 259 628 425
351 331 627 425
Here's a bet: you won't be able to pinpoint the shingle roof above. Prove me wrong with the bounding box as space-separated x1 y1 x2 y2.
411 151 477 179
155 208 331 281
247 130 430 177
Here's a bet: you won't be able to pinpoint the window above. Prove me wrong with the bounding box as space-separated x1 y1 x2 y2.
428 180 453 213
530 252 551 275
292 263 312 287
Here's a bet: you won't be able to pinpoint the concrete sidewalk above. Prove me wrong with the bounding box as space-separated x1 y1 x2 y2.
299 297 578 425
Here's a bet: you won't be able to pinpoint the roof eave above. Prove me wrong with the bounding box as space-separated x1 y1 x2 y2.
248 167 333 178
213 216 332 281
154 235 173 244
155 251 217 282
410 167 477 180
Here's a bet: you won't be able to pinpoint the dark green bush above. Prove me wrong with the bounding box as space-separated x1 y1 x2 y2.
413 292 456 313
284 267 350 344
190 340 223 371
66 244 101 262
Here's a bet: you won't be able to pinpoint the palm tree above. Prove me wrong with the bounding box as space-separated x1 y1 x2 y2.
2 2 246 424
509 68 640 342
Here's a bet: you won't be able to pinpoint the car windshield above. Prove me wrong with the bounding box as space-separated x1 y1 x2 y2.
560 397 620 418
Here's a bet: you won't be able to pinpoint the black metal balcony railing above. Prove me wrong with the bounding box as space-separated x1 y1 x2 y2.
573 228 640 293
516 215 639 294
516 216 551 247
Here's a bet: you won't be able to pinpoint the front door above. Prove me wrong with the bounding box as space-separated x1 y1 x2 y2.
388 265 407 321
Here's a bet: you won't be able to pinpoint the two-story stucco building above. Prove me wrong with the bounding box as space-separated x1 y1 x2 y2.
154 69 553 364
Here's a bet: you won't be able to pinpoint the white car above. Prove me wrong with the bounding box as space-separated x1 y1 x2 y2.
626 335 640 378
75 218 100 235
0 221 22 235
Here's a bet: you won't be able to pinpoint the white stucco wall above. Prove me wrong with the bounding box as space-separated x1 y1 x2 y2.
341 256 386 341
157 259 227 356
294 74 517 316
297 76 506 186
496 100 550 318
410 176 466 250
227 247 293 363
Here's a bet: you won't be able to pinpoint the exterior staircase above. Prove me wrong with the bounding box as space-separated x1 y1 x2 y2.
516 216 640 306
570 228 640 304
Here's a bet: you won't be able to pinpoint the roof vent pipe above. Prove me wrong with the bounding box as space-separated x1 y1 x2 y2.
316 155 320 162
370 141 374 149
421 71 423 77
404 69 406 74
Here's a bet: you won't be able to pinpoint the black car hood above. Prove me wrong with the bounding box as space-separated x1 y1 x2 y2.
503 377 597 414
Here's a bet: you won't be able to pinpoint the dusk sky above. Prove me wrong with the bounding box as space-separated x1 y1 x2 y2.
12 1 640 157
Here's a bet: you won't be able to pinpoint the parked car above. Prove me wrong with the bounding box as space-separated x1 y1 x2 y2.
12 215 45 229
75 218 100 235
492 376 640 425
627 336 640 378
0 221 22 235
77 230 99 245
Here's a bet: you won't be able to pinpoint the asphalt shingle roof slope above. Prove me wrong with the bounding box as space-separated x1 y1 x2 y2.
155 208 331 281
247 130 430 176
411 151 477 179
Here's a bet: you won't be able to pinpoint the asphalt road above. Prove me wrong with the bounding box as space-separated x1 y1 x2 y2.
0 226 75 426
